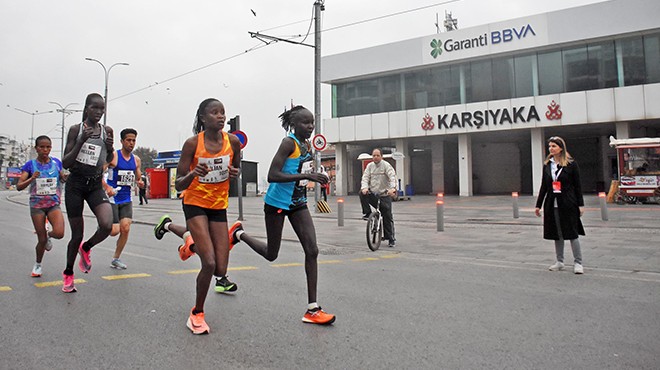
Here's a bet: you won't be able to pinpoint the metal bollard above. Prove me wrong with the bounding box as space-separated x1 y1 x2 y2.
598 192 608 221
436 193 444 232
337 198 344 227
512 192 519 219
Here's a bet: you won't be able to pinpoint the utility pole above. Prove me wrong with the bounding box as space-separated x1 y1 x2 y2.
249 0 325 204
313 0 324 204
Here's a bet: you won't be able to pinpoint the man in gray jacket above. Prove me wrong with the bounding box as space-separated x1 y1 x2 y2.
360 148 397 247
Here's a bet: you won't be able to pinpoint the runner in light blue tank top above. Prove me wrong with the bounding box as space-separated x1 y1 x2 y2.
226 105 336 325
264 132 313 210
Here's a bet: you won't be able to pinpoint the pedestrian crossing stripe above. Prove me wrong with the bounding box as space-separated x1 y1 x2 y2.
380 254 401 259
102 273 151 281
34 278 87 288
0 286 12 292
318 260 342 264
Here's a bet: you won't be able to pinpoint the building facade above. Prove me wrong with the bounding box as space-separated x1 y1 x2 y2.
322 0 660 196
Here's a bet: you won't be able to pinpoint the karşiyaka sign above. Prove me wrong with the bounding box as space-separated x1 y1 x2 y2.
421 102 561 131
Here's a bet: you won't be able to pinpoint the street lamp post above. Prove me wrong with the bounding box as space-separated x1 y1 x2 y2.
84 58 129 125
10 106 54 159
49 101 79 157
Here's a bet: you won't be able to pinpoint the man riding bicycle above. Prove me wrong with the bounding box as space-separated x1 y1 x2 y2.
360 148 397 247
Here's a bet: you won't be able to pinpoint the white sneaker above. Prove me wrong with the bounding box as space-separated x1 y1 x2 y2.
110 259 127 269
31 263 42 277
574 263 584 274
45 236 53 251
548 261 565 271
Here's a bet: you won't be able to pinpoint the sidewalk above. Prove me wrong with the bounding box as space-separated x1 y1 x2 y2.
7 191 660 275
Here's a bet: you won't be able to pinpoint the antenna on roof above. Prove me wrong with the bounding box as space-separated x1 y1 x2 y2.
444 10 458 32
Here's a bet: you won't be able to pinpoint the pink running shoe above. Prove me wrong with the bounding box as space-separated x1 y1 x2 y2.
62 273 77 293
78 242 92 273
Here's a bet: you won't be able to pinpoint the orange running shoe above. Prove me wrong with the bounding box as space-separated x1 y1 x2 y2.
302 307 336 325
228 221 243 251
186 308 209 335
178 235 196 261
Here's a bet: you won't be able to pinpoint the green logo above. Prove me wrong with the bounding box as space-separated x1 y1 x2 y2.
430 39 443 59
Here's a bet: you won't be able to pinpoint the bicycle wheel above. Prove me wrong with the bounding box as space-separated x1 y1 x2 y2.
366 212 382 251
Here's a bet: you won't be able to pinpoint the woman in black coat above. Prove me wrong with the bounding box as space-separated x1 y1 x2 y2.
535 136 585 274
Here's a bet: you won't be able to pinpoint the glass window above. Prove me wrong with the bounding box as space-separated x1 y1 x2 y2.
404 68 436 110
466 59 492 103
563 46 591 92
378 75 401 113
644 34 660 83
336 79 379 117
438 65 462 106
538 50 563 95
588 41 617 89
514 54 535 97
618 37 646 86
492 57 515 100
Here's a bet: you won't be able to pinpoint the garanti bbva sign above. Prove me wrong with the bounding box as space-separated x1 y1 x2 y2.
422 15 548 64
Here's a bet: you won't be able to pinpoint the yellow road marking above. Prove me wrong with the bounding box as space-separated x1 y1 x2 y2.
272 263 304 267
0 286 12 292
229 266 258 271
319 260 342 264
168 266 258 275
102 273 151 281
380 254 401 259
34 278 87 288
168 269 199 275
351 257 380 262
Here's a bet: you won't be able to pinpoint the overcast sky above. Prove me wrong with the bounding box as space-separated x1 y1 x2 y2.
1 0 605 181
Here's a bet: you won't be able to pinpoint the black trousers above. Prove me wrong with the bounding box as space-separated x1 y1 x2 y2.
359 192 395 241
139 189 148 204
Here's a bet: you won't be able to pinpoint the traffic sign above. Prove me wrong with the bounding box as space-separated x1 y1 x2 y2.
312 134 327 151
232 130 248 149
391 152 405 161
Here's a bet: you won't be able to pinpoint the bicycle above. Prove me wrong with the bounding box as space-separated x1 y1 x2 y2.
365 191 387 251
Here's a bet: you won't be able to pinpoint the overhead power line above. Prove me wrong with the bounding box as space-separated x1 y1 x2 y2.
112 0 460 101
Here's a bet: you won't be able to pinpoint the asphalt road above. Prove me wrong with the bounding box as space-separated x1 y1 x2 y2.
1 191 658 369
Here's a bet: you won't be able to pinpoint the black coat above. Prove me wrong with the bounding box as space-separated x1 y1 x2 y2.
535 160 585 240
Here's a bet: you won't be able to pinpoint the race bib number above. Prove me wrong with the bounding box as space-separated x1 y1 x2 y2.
36 178 58 195
198 155 230 184
552 181 562 194
298 160 313 187
117 170 135 186
76 143 101 166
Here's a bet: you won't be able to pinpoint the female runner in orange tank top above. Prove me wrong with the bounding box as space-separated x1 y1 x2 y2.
175 98 241 335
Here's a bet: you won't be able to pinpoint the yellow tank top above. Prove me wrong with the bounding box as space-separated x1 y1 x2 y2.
182 131 233 210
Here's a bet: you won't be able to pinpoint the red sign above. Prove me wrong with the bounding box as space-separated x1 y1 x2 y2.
312 134 327 151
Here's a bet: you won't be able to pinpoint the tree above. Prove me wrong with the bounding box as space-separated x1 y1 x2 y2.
133 146 158 171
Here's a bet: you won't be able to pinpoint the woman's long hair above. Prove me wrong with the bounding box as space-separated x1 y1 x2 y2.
544 136 573 166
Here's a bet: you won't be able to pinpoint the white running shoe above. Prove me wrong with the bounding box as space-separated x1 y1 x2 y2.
111 259 127 269
574 263 584 274
31 263 42 277
548 261 565 271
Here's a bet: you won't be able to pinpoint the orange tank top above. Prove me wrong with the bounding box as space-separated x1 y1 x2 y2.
182 131 233 210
